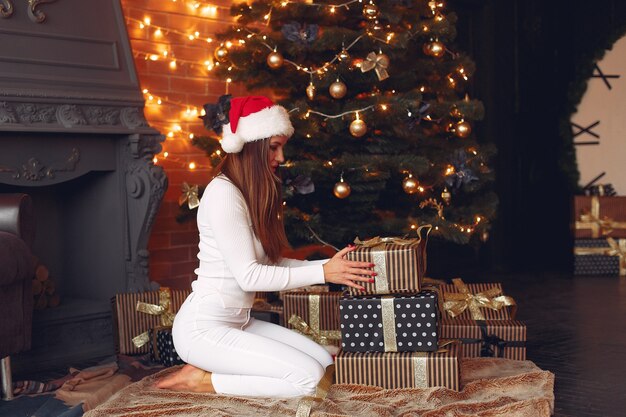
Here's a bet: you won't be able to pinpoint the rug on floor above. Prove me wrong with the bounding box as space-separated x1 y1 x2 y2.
84 358 555 417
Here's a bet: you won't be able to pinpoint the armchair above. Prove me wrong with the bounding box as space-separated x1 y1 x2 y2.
0 194 36 401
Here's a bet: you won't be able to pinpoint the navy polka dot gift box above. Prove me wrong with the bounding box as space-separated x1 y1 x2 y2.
149 326 184 367
339 290 439 353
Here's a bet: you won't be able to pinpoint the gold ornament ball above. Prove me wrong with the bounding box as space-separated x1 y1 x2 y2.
338 49 350 61
333 181 351 199
454 120 472 138
306 83 316 100
266 51 284 69
423 40 445 58
349 119 367 137
402 177 419 194
441 187 452 204
329 80 347 99
363 3 379 19
214 45 229 63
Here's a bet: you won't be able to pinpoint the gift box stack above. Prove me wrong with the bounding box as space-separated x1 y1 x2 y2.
332 226 462 390
111 287 189 366
438 278 526 361
573 195 626 276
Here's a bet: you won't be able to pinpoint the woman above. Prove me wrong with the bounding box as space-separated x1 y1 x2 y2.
156 95 375 397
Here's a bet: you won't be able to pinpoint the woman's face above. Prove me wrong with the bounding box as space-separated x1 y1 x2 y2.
268 135 288 173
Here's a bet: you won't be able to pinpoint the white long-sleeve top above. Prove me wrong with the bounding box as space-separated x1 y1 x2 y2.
192 175 327 308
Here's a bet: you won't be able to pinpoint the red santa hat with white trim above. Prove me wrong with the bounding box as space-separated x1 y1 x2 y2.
219 96 294 153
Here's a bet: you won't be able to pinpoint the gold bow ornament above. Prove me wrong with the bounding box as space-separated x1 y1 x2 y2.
575 196 626 238
132 287 177 348
443 278 516 320
574 237 626 276
360 51 390 80
179 182 200 209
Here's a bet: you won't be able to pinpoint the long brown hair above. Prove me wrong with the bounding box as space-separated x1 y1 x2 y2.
212 138 289 263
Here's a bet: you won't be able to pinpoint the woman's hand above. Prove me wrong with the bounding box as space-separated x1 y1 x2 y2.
322 245 376 291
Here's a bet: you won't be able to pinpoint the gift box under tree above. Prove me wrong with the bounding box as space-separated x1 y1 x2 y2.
339 290 439 353
440 278 517 321
111 287 190 355
574 195 626 239
439 318 526 360
345 225 431 296
283 290 342 347
335 340 460 390
574 237 626 276
148 326 185 367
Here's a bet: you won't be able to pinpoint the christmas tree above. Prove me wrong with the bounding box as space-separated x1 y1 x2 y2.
188 0 497 249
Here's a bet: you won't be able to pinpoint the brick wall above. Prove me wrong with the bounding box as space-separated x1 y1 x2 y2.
120 0 246 289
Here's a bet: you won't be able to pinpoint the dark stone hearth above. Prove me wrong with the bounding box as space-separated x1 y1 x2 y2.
0 0 167 373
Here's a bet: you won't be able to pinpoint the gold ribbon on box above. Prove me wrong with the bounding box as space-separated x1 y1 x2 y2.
575 196 626 238
412 341 454 388
132 287 176 348
442 278 516 321
360 51 389 80
354 225 431 294
288 294 341 346
295 364 335 417
574 237 626 276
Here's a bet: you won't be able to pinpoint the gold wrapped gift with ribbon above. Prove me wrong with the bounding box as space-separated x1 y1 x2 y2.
574 237 626 276
442 278 516 321
335 340 460 390
347 225 432 295
575 195 626 238
284 291 342 347
132 287 177 349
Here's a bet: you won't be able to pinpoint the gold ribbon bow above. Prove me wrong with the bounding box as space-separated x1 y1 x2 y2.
178 182 200 209
443 278 516 320
574 237 626 276
575 196 626 238
360 51 390 80
288 314 341 346
132 287 177 348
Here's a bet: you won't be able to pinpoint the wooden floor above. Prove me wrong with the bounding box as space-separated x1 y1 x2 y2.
481 272 626 417
3 273 626 417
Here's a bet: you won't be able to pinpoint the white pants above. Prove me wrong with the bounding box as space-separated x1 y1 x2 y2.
172 292 334 398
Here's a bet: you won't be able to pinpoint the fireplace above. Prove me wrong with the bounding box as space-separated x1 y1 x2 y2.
0 0 167 371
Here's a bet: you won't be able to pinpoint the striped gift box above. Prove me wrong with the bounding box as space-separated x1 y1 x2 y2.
346 225 431 296
111 288 190 355
440 281 516 320
439 318 526 360
335 340 460 390
283 291 342 346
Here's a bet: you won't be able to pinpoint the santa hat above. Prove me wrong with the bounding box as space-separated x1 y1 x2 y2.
220 96 294 153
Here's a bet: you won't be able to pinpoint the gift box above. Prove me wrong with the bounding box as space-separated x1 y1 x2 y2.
111 287 190 355
574 238 625 276
345 225 431 296
335 340 460 390
439 318 526 360
574 195 626 238
283 290 342 347
339 291 438 353
148 326 184 367
440 278 516 321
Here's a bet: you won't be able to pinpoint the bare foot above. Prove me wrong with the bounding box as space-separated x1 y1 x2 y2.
155 364 215 393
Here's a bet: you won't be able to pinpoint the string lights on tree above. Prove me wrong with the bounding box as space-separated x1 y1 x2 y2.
152 0 498 245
